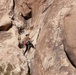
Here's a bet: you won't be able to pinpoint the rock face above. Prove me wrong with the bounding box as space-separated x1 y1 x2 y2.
0 0 76 75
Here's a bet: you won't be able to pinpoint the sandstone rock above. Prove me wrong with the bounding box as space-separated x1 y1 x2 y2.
64 4 76 67
30 0 76 75
0 15 12 26
0 0 76 75
0 46 28 75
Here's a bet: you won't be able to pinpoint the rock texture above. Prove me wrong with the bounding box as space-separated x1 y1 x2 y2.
0 0 76 75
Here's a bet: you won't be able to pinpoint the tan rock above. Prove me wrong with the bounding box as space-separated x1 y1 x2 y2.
64 5 76 67
0 0 76 75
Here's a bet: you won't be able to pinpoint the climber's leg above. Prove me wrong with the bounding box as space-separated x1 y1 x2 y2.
29 42 35 48
28 41 35 51
24 44 28 55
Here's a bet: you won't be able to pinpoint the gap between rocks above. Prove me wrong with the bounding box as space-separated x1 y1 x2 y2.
12 0 15 10
21 11 32 20
64 50 76 68
63 42 76 68
27 65 31 75
0 24 13 31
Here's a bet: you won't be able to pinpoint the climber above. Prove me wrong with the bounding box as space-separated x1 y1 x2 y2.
23 32 34 55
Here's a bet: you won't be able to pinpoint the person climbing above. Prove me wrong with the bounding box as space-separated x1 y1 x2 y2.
23 32 34 55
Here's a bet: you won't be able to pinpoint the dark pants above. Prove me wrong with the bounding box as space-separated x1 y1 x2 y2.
24 41 34 55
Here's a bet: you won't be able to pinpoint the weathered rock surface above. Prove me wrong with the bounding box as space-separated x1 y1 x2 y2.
0 0 76 75
64 4 76 67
